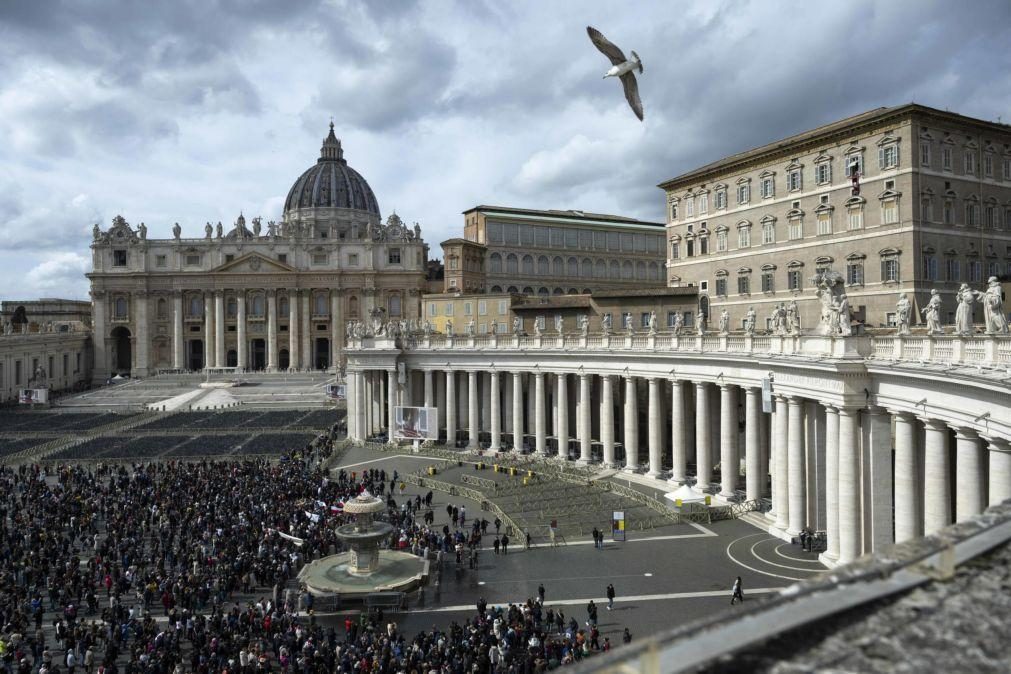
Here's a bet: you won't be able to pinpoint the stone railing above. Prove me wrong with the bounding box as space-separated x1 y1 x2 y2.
349 332 1011 370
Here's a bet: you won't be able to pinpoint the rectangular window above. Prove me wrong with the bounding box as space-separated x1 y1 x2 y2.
761 177 774 198
621 312 632 328
943 201 955 225
788 221 802 240
715 190 727 210
620 233 633 251
942 146 952 170
846 156 862 177
946 258 960 281
817 213 832 235
487 222 503 244
761 272 775 293
15 361 21 386
984 154 994 178
444 303 453 316
671 242 680 259
985 206 996 229
685 198 694 217
886 313 897 327
521 225 535 245
312 253 328 265
737 275 750 294
737 183 750 204
346 253 358 266
716 231 728 251
787 169 802 191
593 231 605 250
787 270 802 291
225 254 235 263
388 248 401 264
536 226 550 247
683 311 694 328
185 253 203 266
881 201 898 224
113 249 127 266
698 193 708 214
816 163 831 184
607 232 620 250
848 209 863 230
640 312 650 328
478 323 487 335
923 255 938 281
715 277 727 296
881 258 899 282
846 262 864 286
968 260 982 282
278 253 288 264
686 239 694 257
478 301 487 316
669 202 678 221
920 142 930 167
762 224 775 244
428 303 437 317
602 312 612 328
878 144 899 169
464 302 473 316
1004 158 1011 181
964 150 977 175
738 228 750 248
155 255 167 267
666 311 677 327
966 203 980 227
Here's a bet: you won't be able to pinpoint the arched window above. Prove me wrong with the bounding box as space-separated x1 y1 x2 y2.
388 293 402 316
522 286 534 294
537 256 549 275
522 255 534 275
581 258 592 278
251 295 264 316
347 296 359 318
648 261 660 281
609 260 620 278
507 286 519 293
552 256 564 276
489 253 503 273
552 288 563 295
156 298 168 320
622 260 633 279
315 293 328 316
114 297 128 319
567 257 578 277
567 288 578 295
636 261 646 280
594 259 606 278
491 285 503 292
279 295 290 316
537 287 549 296
506 254 519 274
188 295 203 318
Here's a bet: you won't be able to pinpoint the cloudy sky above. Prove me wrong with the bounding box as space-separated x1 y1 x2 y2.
1 0 1009 300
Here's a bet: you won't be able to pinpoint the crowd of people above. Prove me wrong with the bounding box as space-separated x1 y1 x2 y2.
0 429 628 673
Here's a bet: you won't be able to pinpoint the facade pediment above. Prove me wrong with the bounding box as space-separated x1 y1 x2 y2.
212 252 297 274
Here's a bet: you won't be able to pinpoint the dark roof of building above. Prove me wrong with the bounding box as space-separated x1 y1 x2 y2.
591 286 697 299
511 295 594 310
658 103 1011 190
463 205 664 228
440 238 487 248
284 123 380 216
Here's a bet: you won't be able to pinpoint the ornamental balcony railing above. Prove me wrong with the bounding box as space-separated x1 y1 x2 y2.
346 330 1011 370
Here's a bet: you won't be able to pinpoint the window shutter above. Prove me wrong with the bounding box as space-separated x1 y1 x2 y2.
878 147 884 168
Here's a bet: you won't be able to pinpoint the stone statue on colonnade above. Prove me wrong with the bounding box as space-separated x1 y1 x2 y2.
983 276 1009 335
743 307 756 336
512 316 522 335
670 311 683 336
600 312 611 335
836 294 851 336
648 311 657 335
810 269 845 336
696 310 706 335
718 309 729 335
895 293 912 335
922 289 943 335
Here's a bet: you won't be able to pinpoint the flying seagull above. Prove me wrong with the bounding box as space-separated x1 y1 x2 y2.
587 26 643 121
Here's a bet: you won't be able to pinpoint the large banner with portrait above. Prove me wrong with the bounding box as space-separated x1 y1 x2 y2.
325 384 347 400
19 388 49 404
394 406 438 440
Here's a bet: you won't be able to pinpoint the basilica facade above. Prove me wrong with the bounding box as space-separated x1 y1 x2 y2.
88 124 429 382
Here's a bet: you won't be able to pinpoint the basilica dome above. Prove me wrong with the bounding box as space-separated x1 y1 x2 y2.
283 123 380 218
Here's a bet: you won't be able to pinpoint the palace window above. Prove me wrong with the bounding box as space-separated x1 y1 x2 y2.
113 250 128 267
685 198 694 217
984 153 994 178
669 201 678 220
968 260 982 283
787 270 803 291
715 188 727 210
761 270 775 293
923 255 938 281
966 201 981 227
737 226 751 248
388 248 401 264
880 256 900 283
670 241 680 259
878 143 899 169
761 177 774 199
787 169 802 192
762 221 775 244
737 183 750 204
847 206 864 230
155 255 167 268
946 258 960 282
788 220 803 240
941 146 952 171
698 193 708 215
881 199 899 225
715 277 727 296
816 162 831 185
737 275 750 294
346 253 358 266
312 253 327 265
920 141 931 167
984 204 997 229
817 212 832 235
716 230 728 252
964 150 977 175
846 262 864 286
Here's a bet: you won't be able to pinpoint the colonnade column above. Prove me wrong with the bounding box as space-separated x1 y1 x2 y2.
445 371 456 447
330 291 341 372
837 408 861 565
866 407 893 550
346 371 356 440
823 405 840 561
512 372 524 451
893 412 920 543
647 377 662 476
670 380 687 483
301 290 311 370
214 291 225 369
719 384 739 498
744 387 761 501
786 397 806 536
424 371 434 408
204 292 215 368
989 439 1011 506
695 382 711 489
356 371 367 441
468 370 479 449
556 374 569 458
387 370 397 437
172 292 184 369
624 376 639 471
266 291 278 371
579 373 592 464
288 291 298 371
601 376 615 467
534 372 546 455
772 395 789 530
923 419 951 535
489 371 501 451
236 294 247 371
134 291 149 376
955 428 985 522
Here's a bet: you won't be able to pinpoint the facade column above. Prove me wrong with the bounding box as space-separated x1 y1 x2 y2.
387 370 396 437
330 291 341 372
866 407 893 551
787 397 806 536
204 292 215 368
534 372 546 455
719 384 739 498
772 395 789 530
445 371 457 447
214 291 225 369
468 370 479 449
288 291 298 371
745 387 762 501
579 373 593 464
556 374 569 459
695 382 712 489
893 412 920 543
923 419 952 534
512 372 524 451
91 290 108 381
266 291 278 371
134 291 149 376
647 377 662 476
601 375 615 467
236 294 247 371
988 439 1011 506
301 290 311 369
356 370 367 441
424 370 434 408
955 428 985 522
489 371 501 451
624 376 639 471
837 408 861 564
172 292 184 369
823 405 840 561
670 380 687 483
346 371 356 440
481 373 491 433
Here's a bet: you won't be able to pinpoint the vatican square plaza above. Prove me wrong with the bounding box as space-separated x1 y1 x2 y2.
3 102 1011 672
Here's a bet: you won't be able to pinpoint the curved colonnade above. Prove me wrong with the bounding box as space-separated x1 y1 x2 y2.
345 331 1011 567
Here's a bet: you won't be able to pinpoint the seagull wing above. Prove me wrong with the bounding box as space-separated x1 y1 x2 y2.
619 72 644 121
587 26 627 65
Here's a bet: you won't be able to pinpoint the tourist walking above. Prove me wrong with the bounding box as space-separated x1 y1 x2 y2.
538 583 546 604
606 583 615 610
731 576 744 604
501 534 509 555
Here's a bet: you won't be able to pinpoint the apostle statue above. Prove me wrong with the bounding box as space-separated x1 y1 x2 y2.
696 310 706 336
671 311 683 336
205 222 213 239
601 312 612 335
466 319 475 337
93 223 101 240
252 217 262 236
579 314 589 337
895 293 912 335
648 311 657 335
512 315 522 335
216 221 224 238
172 222 182 239
984 276 1009 335
921 289 944 335
554 314 564 335
718 309 730 335
836 294 851 336
743 307 756 336
138 222 147 239
446 319 453 336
